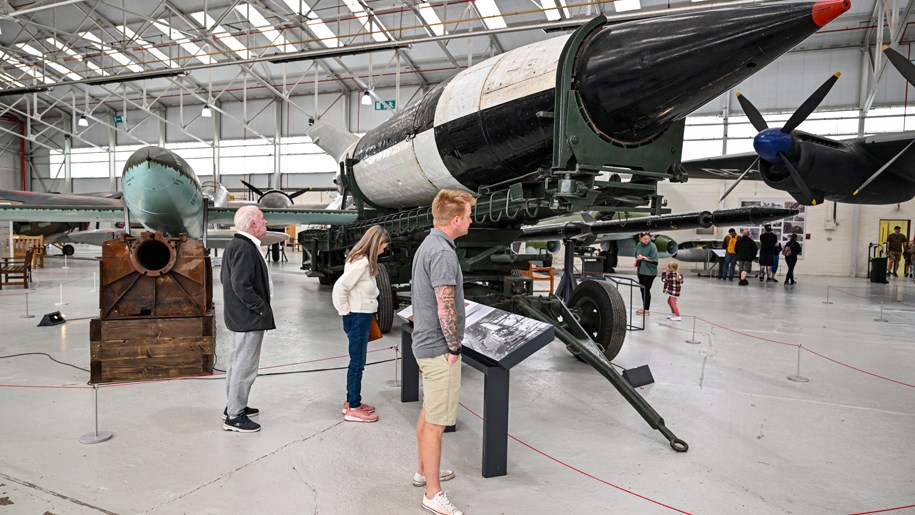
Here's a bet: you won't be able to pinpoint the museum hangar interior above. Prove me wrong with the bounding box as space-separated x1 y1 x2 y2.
0 0 912 513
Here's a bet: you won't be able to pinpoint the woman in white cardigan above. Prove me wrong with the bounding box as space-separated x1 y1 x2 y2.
332 225 390 423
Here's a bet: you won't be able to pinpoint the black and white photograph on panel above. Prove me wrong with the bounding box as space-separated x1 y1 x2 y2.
739 197 806 259
462 301 553 362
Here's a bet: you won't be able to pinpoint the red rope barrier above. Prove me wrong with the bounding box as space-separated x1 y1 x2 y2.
848 503 915 515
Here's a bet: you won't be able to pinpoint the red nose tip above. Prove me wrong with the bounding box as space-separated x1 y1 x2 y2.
812 0 851 27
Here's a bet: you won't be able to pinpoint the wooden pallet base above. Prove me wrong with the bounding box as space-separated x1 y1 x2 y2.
89 313 215 384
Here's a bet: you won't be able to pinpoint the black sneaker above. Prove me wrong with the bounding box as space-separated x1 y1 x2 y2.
739 279 748 285
223 414 261 433
223 406 260 421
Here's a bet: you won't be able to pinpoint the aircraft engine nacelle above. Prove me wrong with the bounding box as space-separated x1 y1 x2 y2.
200 181 230 208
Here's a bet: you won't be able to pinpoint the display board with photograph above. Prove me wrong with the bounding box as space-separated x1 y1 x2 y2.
398 300 555 368
738 198 806 259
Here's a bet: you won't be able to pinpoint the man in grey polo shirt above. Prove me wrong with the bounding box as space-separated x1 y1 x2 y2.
411 189 476 515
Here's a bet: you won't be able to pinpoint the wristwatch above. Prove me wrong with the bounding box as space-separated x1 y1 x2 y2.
447 346 462 356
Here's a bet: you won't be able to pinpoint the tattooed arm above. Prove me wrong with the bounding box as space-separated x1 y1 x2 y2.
434 285 461 363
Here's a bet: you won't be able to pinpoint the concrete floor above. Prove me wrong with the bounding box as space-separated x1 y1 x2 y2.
1 248 913 515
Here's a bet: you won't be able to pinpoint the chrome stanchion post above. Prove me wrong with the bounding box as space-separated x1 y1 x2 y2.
90 272 97 293
62 254 69 270
875 298 888 322
55 283 68 306
385 345 401 388
787 344 810 383
685 315 701 344
79 384 113 444
19 292 35 319
823 286 833 304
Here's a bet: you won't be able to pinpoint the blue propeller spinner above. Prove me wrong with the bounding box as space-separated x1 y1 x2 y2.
753 128 793 164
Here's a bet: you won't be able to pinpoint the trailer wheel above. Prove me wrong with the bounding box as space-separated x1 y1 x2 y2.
569 279 627 360
375 263 394 333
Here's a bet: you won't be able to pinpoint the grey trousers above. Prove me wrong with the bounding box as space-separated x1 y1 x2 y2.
225 329 264 418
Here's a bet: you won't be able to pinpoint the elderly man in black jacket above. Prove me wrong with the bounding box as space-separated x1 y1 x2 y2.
221 205 275 433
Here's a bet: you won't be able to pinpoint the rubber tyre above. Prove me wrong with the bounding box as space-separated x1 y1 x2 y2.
270 243 280 262
569 279 627 360
62 244 75 256
375 263 394 333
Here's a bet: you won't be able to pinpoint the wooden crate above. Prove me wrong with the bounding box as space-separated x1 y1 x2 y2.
89 313 215 384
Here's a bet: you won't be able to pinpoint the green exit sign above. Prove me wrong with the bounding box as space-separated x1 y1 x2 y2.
113 115 125 123
374 100 395 111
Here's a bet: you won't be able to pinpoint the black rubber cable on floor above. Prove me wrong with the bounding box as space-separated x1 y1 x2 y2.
0 352 90 372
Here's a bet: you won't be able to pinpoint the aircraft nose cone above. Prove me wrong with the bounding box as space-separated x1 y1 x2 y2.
812 0 851 27
754 129 792 163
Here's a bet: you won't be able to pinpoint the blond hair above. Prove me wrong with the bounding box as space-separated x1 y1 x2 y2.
347 225 390 276
667 261 679 272
432 189 477 227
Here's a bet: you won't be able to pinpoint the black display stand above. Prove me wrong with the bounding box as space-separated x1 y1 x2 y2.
400 318 554 478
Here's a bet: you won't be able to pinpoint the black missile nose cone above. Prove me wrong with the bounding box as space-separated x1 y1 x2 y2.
575 1 851 145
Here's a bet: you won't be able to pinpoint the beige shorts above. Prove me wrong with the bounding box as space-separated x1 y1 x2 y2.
416 354 461 426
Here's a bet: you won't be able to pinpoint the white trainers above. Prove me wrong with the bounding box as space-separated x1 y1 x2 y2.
413 469 456 487
422 491 463 515
669 316 682 321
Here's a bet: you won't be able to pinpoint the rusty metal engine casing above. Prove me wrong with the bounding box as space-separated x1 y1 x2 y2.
99 231 212 319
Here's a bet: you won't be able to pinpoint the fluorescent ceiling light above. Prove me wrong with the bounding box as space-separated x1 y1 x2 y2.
201 105 213 118
361 90 372 106
342 0 390 42
416 2 446 36
0 51 49 83
279 0 340 47
473 0 507 29
78 115 89 127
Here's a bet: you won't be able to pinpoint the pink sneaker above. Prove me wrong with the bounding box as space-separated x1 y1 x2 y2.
344 406 378 423
341 401 375 414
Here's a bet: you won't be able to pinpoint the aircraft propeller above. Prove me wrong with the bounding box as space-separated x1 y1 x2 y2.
852 46 915 196
721 72 842 204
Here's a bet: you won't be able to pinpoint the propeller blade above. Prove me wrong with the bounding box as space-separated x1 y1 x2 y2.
853 137 915 196
288 188 312 200
719 156 760 202
777 152 817 205
240 180 265 198
736 92 768 132
782 72 841 133
883 46 915 86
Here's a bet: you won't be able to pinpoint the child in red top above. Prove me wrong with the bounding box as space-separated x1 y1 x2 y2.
661 262 684 321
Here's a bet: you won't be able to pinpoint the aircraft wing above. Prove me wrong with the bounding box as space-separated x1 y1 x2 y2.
680 152 761 181
208 207 357 226
0 190 125 222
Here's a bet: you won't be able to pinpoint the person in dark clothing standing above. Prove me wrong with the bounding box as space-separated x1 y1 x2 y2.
783 234 802 285
758 225 778 282
735 229 758 286
221 205 275 433
886 226 908 277
634 232 659 315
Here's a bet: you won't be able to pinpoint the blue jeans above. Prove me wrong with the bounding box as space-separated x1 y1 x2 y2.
342 312 373 408
723 254 737 279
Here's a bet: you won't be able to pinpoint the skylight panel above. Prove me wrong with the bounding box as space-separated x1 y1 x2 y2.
17 43 82 80
235 4 297 53
190 12 250 59
279 0 339 47
342 0 390 42
416 2 445 36
152 20 216 65
117 25 179 68
0 72 26 88
45 38 110 76
614 0 642 12
539 0 561 21
0 50 50 83
474 0 507 29
79 32 145 73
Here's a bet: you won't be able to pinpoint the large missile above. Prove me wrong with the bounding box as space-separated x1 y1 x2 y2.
517 207 799 243
347 1 849 209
